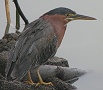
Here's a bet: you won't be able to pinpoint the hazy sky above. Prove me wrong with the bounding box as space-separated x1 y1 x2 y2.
0 0 103 90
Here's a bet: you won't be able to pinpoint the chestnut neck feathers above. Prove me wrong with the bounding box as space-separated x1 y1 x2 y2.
40 14 68 48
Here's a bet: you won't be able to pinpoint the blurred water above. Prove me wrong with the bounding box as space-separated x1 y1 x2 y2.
74 71 103 90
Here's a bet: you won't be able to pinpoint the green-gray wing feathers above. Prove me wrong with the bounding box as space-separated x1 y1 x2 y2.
5 18 57 81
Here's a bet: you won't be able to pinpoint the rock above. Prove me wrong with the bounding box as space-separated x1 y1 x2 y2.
0 33 86 90
45 56 69 67
0 51 9 76
26 65 86 83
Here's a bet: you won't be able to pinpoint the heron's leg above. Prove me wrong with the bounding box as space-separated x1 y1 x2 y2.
24 71 34 85
36 66 53 87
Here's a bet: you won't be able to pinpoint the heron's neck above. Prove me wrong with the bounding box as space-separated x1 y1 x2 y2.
40 15 67 48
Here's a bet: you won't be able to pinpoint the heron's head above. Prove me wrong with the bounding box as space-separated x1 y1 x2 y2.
41 7 96 24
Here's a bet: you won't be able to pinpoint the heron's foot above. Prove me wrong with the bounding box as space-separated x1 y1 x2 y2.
24 71 34 85
36 66 53 87
36 81 53 87
24 80 34 85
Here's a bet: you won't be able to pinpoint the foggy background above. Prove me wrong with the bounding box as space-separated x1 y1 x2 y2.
0 0 103 90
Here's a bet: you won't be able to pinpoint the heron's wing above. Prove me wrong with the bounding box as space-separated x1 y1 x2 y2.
5 18 57 81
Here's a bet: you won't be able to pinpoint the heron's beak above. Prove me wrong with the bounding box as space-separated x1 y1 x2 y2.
66 14 96 21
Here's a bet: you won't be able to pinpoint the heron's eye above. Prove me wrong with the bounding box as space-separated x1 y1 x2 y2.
65 14 75 17
65 14 69 17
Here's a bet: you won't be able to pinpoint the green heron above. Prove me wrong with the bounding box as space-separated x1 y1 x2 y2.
5 7 96 86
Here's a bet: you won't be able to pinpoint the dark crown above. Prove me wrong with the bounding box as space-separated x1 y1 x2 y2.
43 7 76 15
